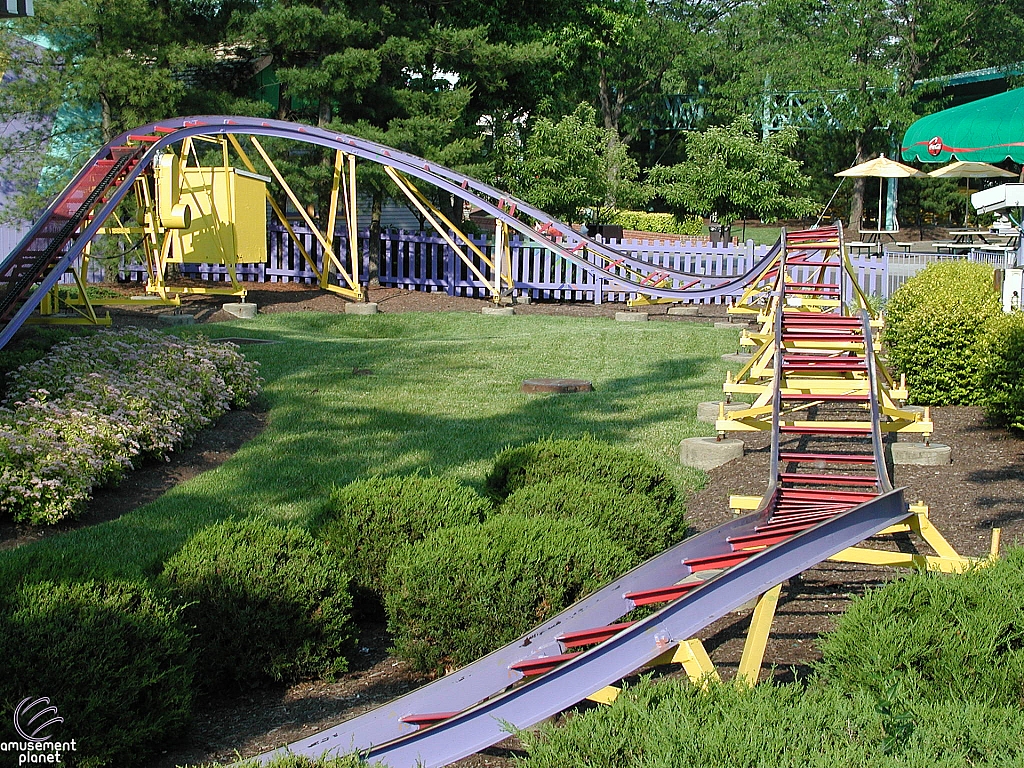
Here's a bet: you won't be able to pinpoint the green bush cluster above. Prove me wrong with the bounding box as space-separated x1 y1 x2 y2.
0 579 194 768
315 474 492 612
981 310 1024 430
383 514 631 672
606 210 704 237
884 261 1001 405
517 676 1024 767
816 548 1024 705
485 436 681 514
500 476 685 560
160 518 356 690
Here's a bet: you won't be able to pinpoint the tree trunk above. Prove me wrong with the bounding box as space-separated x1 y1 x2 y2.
99 93 113 143
368 192 382 284
849 134 866 234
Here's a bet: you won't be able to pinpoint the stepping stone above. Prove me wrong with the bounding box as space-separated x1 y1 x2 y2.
521 378 594 394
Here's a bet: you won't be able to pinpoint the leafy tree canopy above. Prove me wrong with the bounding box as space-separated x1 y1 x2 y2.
649 116 818 225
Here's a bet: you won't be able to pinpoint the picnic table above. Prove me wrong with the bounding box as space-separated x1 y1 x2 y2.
948 229 1003 244
857 229 900 244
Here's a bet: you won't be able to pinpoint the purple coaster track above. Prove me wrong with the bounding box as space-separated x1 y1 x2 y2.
0 115 786 350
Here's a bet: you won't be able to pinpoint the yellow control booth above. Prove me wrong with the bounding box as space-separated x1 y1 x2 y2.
155 153 269 265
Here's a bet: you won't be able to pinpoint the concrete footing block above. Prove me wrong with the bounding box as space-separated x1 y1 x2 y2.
159 313 196 326
714 321 741 329
721 352 753 363
222 303 257 319
696 401 750 423
615 311 649 322
345 302 379 315
891 442 952 466
482 306 514 316
679 436 744 470
667 306 699 316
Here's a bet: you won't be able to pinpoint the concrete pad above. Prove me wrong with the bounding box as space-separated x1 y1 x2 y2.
521 378 593 394
721 352 753 363
679 437 744 470
222 303 258 319
615 311 649 322
516 295 532 305
158 313 196 326
696 400 750 423
714 321 740 329
482 306 514 316
667 306 699 316
891 442 952 466
345 302 379 315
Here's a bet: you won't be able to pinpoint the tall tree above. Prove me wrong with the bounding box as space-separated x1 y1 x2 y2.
648 116 817 229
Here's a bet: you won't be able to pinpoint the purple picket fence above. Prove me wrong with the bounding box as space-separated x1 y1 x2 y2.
77 223 892 304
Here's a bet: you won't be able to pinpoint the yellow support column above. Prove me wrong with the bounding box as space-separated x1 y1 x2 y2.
736 583 783 686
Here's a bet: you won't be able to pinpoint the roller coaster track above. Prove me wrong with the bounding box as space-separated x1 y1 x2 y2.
248 226 913 768
0 116 785 351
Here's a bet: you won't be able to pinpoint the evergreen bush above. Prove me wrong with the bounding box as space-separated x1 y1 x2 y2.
160 518 355 690
499 476 686 560
816 547 1024 705
383 514 630 672
981 311 1024 430
517 677 1024 767
0 579 194 768
485 436 680 514
883 261 1001 405
315 474 493 612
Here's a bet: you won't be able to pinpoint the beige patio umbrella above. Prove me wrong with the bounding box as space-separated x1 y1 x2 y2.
928 161 1015 225
835 154 928 231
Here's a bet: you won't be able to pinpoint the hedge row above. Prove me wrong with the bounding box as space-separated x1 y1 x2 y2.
606 210 704 237
315 474 493 615
315 437 690 672
885 261 1024 428
0 328 263 524
0 437 686 764
518 675 1024 767
884 261 1002 406
0 517 358 767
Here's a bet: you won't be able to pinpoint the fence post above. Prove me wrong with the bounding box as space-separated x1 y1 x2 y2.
445 242 455 296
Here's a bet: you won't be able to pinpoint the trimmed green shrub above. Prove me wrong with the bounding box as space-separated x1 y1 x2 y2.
0 579 194 768
383 514 631 672
816 547 1024 706
315 474 493 612
884 261 1001 405
606 210 704 237
499 476 687 560
160 518 355 690
981 311 1024 430
517 677 1024 767
485 436 681 514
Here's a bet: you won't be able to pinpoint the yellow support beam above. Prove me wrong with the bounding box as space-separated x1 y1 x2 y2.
737 584 783 686
585 685 621 705
249 136 360 296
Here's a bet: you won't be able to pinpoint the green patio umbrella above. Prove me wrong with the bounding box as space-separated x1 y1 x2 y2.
902 87 1024 164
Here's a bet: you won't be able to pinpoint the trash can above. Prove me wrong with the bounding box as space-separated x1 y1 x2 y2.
709 223 731 245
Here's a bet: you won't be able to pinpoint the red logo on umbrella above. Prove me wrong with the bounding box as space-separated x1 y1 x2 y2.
927 136 944 156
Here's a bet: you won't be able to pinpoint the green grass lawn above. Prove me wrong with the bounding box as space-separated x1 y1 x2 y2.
0 310 744 588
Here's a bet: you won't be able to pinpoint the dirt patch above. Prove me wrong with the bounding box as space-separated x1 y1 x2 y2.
5 284 1022 767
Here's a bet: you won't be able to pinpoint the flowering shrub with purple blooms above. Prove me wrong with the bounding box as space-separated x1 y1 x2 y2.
1 328 262 524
